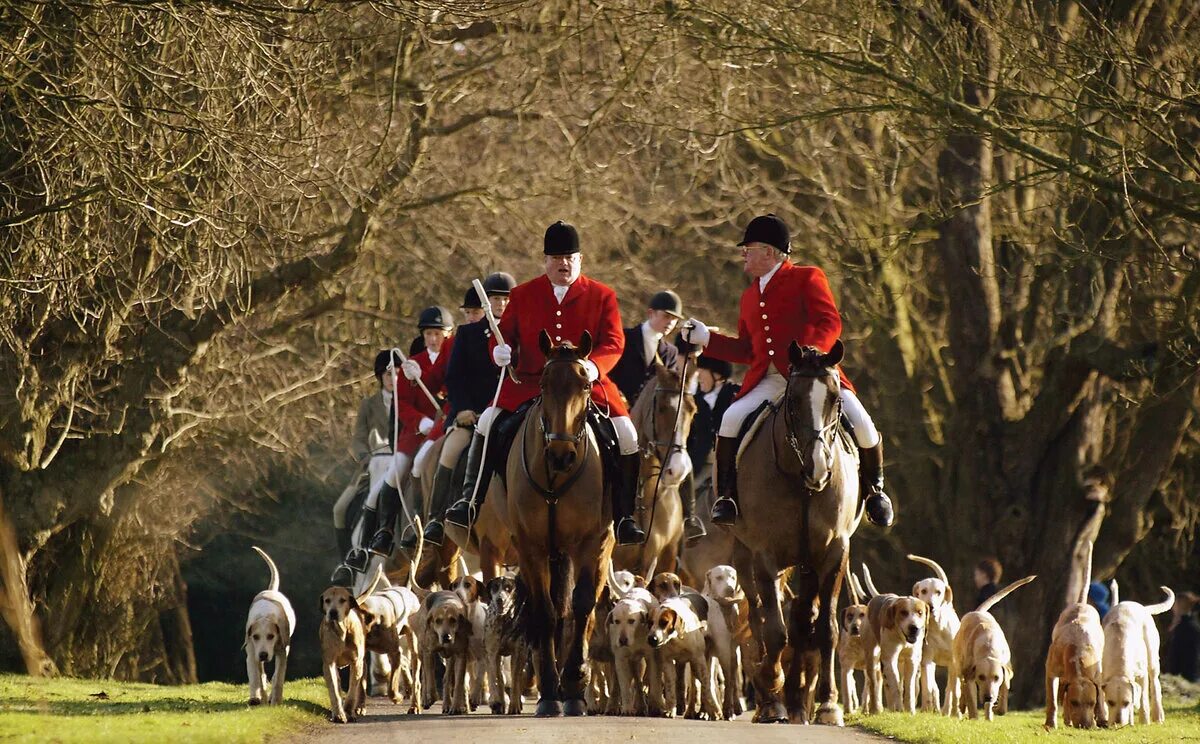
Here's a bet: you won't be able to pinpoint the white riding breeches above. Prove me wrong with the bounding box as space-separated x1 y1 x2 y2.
412 439 436 479
478 405 638 456
717 371 881 449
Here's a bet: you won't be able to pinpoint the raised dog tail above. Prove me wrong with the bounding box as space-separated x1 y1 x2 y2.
1109 578 1120 607
408 516 424 591
976 574 1036 614
252 546 279 592
1144 586 1176 616
906 553 950 586
1077 540 1094 606
860 564 880 599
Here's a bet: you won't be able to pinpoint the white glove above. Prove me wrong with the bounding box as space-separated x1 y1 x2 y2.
418 417 434 436
401 359 422 381
581 360 599 383
492 343 513 367
682 318 710 346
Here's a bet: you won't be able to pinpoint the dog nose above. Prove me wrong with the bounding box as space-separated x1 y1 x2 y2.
259 651 269 662
619 637 628 647
648 636 659 648
327 610 338 621
441 633 452 644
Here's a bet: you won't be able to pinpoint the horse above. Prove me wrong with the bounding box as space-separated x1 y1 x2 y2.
730 340 861 725
507 330 614 717
612 362 698 579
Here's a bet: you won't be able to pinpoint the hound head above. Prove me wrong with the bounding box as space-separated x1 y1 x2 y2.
428 595 469 648
320 586 358 625
609 599 651 649
703 565 742 602
246 617 282 663
1061 677 1102 729
912 577 953 618
484 575 521 616
883 597 927 645
647 606 681 648
451 574 481 606
841 604 868 638
649 571 683 602
1103 676 1138 728
968 657 1008 707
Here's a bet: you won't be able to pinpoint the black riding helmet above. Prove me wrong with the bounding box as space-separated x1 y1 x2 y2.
482 272 517 296
417 305 455 331
373 349 393 380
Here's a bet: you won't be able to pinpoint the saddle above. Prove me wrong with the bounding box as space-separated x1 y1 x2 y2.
733 399 857 467
491 398 619 489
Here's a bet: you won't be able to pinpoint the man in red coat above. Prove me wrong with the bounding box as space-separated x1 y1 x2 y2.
682 214 894 528
443 221 647 545
365 305 455 557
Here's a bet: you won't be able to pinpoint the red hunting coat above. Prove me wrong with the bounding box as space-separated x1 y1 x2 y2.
705 261 855 399
493 274 629 418
395 337 453 455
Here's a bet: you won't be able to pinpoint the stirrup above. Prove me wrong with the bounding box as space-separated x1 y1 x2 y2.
865 490 894 528
445 499 475 530
683 516 708 545
367 529 395 558
711 497 739 526
330 563 355 587
614 517 646 546
344 547 369 572
422 519 446 547
397 525 420 552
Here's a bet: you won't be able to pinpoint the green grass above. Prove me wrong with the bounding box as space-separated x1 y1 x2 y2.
0 673 330 743
850 701 1200 743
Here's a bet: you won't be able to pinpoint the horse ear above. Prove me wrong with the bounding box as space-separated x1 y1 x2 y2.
578 330 593 358
539 329 553 356
824 339 845 367
788 340 803 368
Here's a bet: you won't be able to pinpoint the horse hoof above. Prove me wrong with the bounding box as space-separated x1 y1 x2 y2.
563 699 587 716
536 699 564 717
816 703 845 726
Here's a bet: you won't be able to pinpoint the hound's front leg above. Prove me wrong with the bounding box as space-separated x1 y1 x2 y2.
269 647 289 705
881 647 902 712
247 653 264 705
325 662 347 723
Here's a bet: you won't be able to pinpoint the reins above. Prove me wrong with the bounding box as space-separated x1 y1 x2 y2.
775 366 842 493
638 351 692 543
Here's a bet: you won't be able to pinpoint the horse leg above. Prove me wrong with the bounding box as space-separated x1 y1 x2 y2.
750 556 787 723
813 546 846 726
561 554 602 715
523 559 563 717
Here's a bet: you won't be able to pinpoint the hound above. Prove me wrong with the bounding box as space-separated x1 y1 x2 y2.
648 595 721 720
245 547 295 706
360 534 425 713
609 590 661 716
907 554 962 714
836 572 869 715
860 565 928 714
649 571 685 602
319 569 383 722
1045 541 1107 729
421 589 474 715
1102 581 1174 726
951 575 1037 720
701 565 744 719
449 566 488 710
482 573 530 715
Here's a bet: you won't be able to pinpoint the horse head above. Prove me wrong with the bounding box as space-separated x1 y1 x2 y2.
649 364 697 484
538 329 594 475
784 339 845 490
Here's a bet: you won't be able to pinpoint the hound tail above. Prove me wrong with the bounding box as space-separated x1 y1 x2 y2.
1077 540 1094 605
252 546 280 592
976 575 1037 614
849 572 866 605
844 569 862 606
1109 579 1120 607
356 564 385 604
860 564 880 598
906 553 950 586
408 516 425 591
1144 587 1176 616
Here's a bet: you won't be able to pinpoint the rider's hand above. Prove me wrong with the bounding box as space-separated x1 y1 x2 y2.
418 417 434 435
401 359 422 381
581 360 599 383
455 410 479 427
492 343 513 367
682 318 710 346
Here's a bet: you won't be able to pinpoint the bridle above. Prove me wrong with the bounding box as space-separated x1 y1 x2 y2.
521 356 592 500
779 365 842 492
640 383 688 466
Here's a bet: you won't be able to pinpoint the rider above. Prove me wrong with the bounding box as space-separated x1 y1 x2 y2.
409 272 515 549
682 214 894 528
366 305 455 557
442 220 647 546
682 348 740 534
609 290 682 403
331 350 395 563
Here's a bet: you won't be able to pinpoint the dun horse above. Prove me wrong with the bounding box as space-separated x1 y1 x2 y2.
507 331 613 717
731 340 861 725
612 363 698 578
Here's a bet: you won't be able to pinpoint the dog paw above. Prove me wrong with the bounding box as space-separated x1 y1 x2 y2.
248 697 262 707
329 710 348 724
816 703 844 727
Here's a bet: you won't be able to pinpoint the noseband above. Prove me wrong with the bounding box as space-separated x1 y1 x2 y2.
780 367 841 491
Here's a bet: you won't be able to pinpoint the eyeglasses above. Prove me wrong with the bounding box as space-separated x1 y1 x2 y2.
547 254 580 263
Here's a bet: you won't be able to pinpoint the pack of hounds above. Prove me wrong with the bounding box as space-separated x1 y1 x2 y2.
245 538 1176 729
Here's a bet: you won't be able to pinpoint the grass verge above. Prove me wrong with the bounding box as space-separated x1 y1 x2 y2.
850 700 1200 743
0 673 329 743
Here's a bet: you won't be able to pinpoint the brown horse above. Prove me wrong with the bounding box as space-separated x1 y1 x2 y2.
612 363 698 578
507 330 613 717
730 340 861 725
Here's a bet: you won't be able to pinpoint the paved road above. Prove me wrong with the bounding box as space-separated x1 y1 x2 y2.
295 699 887 743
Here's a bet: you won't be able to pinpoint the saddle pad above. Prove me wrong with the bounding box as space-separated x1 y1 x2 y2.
735 399 777 467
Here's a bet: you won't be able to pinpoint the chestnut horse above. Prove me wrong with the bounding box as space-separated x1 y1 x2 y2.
731 340 862 725
507 331 613 717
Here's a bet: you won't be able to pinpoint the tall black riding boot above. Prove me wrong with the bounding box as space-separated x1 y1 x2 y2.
335 527 352 559
417 464 457 547
859 440 894 528
445 432 490 530
710 437 740 526
367 481 403 557
331 506 377 585
613 452 647 546
680 470 707 545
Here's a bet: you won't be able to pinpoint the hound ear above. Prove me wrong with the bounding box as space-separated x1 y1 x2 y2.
359 609 377 630
824 339 845 367
578 330 593 358
480 580 493 605
1003 663 1013 688
702 574 712 597
882 603 898 630
539 329 553 356
634 575 647 588
944 583 954 607
964 663 975 681
464 578 480 604
912 583 922 600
